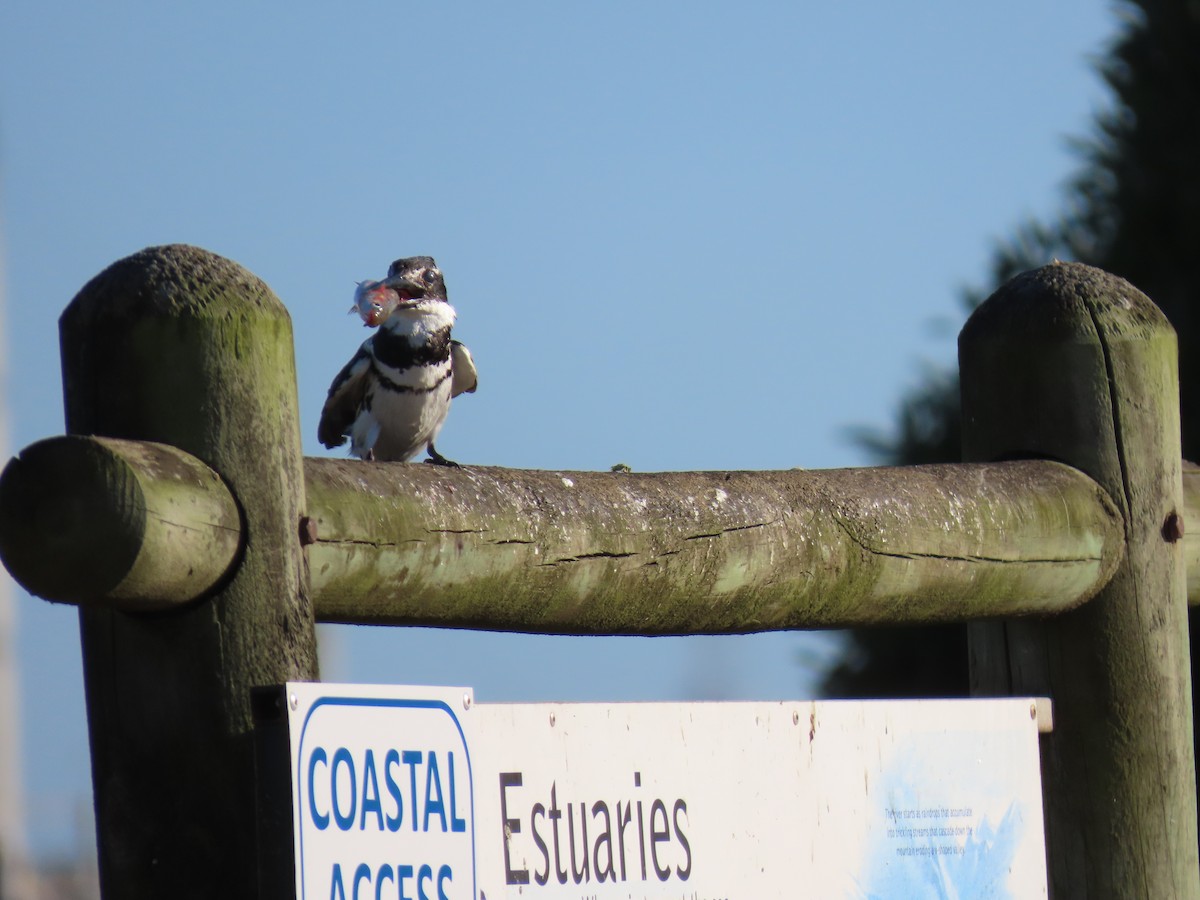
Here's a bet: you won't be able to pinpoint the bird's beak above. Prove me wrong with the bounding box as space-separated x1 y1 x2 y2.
380 273 425 300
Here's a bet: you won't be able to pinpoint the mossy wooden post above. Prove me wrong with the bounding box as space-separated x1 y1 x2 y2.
960 263 1198 898
59 246 319 898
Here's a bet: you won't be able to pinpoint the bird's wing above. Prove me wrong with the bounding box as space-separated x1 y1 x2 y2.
450 340 478 397
318 345 373 448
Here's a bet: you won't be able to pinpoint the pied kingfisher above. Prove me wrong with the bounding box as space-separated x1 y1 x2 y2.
318 256 477 464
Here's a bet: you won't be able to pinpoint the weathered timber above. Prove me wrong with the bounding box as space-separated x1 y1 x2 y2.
5 445 1200 615
7 437 1168 624
59 246 318 898
305 457 1124 632
961 262 1198 899
1185 460 1200 601
0 436 240 610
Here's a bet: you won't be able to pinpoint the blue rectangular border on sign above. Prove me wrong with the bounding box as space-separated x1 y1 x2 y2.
294 694 477 900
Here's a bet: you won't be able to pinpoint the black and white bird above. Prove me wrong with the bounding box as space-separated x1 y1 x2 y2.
318 256 477 464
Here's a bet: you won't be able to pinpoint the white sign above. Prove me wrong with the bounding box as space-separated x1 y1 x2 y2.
286 684 477 900
284 684 1049 899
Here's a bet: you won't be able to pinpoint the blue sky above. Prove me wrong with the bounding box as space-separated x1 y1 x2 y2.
1 1 1113 861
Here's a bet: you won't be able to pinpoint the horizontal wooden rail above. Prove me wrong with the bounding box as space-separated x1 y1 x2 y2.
0 436 241 609
306 457 1124 631
0 434 1157 629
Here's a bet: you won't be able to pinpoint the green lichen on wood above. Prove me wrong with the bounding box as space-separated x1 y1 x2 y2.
1184 460 1200 599
62 245 317 686
962 262 1198 898
99 437 241 606
58 245 317 897
0 436 241 608
304 458 1123 633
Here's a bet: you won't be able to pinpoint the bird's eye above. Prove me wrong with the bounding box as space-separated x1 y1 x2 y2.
423 269 440 286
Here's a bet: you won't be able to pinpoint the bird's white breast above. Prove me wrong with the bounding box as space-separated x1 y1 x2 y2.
348 301 459 461
351 374 453 461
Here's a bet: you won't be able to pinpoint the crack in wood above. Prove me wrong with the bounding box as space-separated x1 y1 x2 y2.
539 550 639 567
1085 299 1136 521
829 512 1100 565
320 537 425 548
684 521 773 541
151 514 240 534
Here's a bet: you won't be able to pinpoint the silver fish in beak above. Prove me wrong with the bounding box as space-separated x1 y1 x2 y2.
349 279 402 327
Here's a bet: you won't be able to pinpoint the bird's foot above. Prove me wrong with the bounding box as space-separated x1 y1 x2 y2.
425 444 460 467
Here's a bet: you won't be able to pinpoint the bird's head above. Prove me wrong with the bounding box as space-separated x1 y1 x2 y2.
350 279 402 327
380 256 448 311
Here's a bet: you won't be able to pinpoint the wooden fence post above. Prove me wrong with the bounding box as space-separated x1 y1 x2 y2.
58 245 319 897
960 262 1199 898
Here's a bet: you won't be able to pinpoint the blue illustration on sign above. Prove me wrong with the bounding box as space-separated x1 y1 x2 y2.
854 743 1025 899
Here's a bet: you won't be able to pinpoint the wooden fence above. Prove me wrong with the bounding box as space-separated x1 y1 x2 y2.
0 244 1195 898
